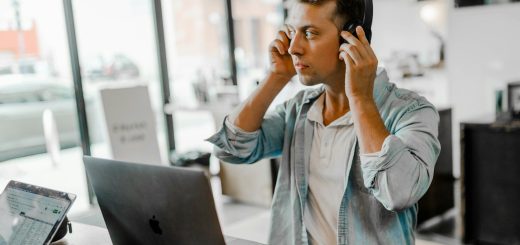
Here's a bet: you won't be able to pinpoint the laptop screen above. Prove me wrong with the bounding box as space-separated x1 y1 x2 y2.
0 181 76 245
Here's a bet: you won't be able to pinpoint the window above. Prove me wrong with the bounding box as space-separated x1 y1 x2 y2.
162 0 232 155
72 0 168 161
0 0 89 214
232 0 284 100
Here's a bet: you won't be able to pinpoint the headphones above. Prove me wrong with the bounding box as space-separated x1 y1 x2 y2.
341 0 373 44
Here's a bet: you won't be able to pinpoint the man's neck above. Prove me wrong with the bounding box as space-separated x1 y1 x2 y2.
322 85 350 126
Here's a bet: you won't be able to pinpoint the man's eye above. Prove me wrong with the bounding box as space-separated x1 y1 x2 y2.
305 31 315 39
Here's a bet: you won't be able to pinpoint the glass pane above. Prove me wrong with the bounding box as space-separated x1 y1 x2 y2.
232 0 284 100
72 0 168 163
0 0 90 214
162 0 231 155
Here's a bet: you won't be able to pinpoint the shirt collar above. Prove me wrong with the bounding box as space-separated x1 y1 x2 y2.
307 93 324 124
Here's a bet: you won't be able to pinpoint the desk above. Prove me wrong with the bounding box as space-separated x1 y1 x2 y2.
51 222 263 245
51 222 111 245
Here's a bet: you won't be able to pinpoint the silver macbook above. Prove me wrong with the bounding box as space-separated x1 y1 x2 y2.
83 156 260 245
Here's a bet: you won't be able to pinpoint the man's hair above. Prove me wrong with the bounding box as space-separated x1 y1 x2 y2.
296 0 364 29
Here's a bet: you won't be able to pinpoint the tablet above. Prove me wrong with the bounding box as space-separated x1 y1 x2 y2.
0 180 76 245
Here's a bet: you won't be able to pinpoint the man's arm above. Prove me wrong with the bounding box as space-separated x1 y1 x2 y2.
229 73 289 132
360 106 440 211
206 29 296 164
339 26 388 154
349 96 389 154
340 27 440 211
229 29 296 132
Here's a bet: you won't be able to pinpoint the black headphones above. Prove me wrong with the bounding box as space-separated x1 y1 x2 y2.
341 0 373 44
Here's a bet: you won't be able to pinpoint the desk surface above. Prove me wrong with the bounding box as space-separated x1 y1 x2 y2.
51 222 262 245
51 222 111 245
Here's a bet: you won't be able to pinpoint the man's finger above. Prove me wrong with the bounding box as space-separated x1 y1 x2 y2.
272 40 287 55
340 31 369 59
277 30 290 46
339 51 354 70
356 26 370 46
340 31 363 46
356 26 376 57
355 26 377 59
339 44 362 65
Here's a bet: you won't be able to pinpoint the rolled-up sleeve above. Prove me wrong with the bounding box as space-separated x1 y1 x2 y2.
360 105 441 211
206 102 287 164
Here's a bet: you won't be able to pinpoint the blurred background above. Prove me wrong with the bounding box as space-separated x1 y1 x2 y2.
1 0 519 244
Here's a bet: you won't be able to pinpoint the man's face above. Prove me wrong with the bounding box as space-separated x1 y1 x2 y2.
286 1 344 86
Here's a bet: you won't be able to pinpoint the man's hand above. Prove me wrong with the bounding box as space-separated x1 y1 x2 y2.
229 28 296 132
339 26 378 100
268 27 296 83
339 26 388 154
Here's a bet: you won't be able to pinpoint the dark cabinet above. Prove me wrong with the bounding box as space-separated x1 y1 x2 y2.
460 119 520 245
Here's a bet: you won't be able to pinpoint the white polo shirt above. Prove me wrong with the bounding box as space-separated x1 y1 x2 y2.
303 93 356 245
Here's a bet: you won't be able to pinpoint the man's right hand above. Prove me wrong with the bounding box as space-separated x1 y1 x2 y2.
268 29 296 83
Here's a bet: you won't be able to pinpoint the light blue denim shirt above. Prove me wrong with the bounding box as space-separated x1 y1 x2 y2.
207 69 441 245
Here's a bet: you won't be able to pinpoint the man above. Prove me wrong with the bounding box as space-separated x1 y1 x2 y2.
207 0 440 244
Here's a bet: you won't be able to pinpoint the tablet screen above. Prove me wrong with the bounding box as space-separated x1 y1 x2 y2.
0 181 76 245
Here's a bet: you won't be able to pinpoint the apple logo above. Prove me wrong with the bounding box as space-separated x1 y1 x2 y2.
149 215 162 235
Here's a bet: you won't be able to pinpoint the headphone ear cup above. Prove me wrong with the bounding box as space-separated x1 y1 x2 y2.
339 21 356 44
340 22 357 44
346 23 356 34
347 22 361 38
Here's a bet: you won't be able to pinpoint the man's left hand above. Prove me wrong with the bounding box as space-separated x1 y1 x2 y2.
339 26 378 100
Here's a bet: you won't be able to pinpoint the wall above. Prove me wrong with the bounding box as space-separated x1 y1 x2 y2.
447 2 520 176
372 0 440 63
372 0 520 177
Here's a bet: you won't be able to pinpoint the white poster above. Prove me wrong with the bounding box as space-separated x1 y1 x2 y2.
100 86 163 165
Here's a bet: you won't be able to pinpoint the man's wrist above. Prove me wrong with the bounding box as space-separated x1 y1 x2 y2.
266 72 293 87
349 95 376 108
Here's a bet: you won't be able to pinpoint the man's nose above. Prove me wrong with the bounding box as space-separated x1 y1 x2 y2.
288 33 303 56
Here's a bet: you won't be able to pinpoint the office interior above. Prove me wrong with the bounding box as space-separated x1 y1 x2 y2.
0 0 519 244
